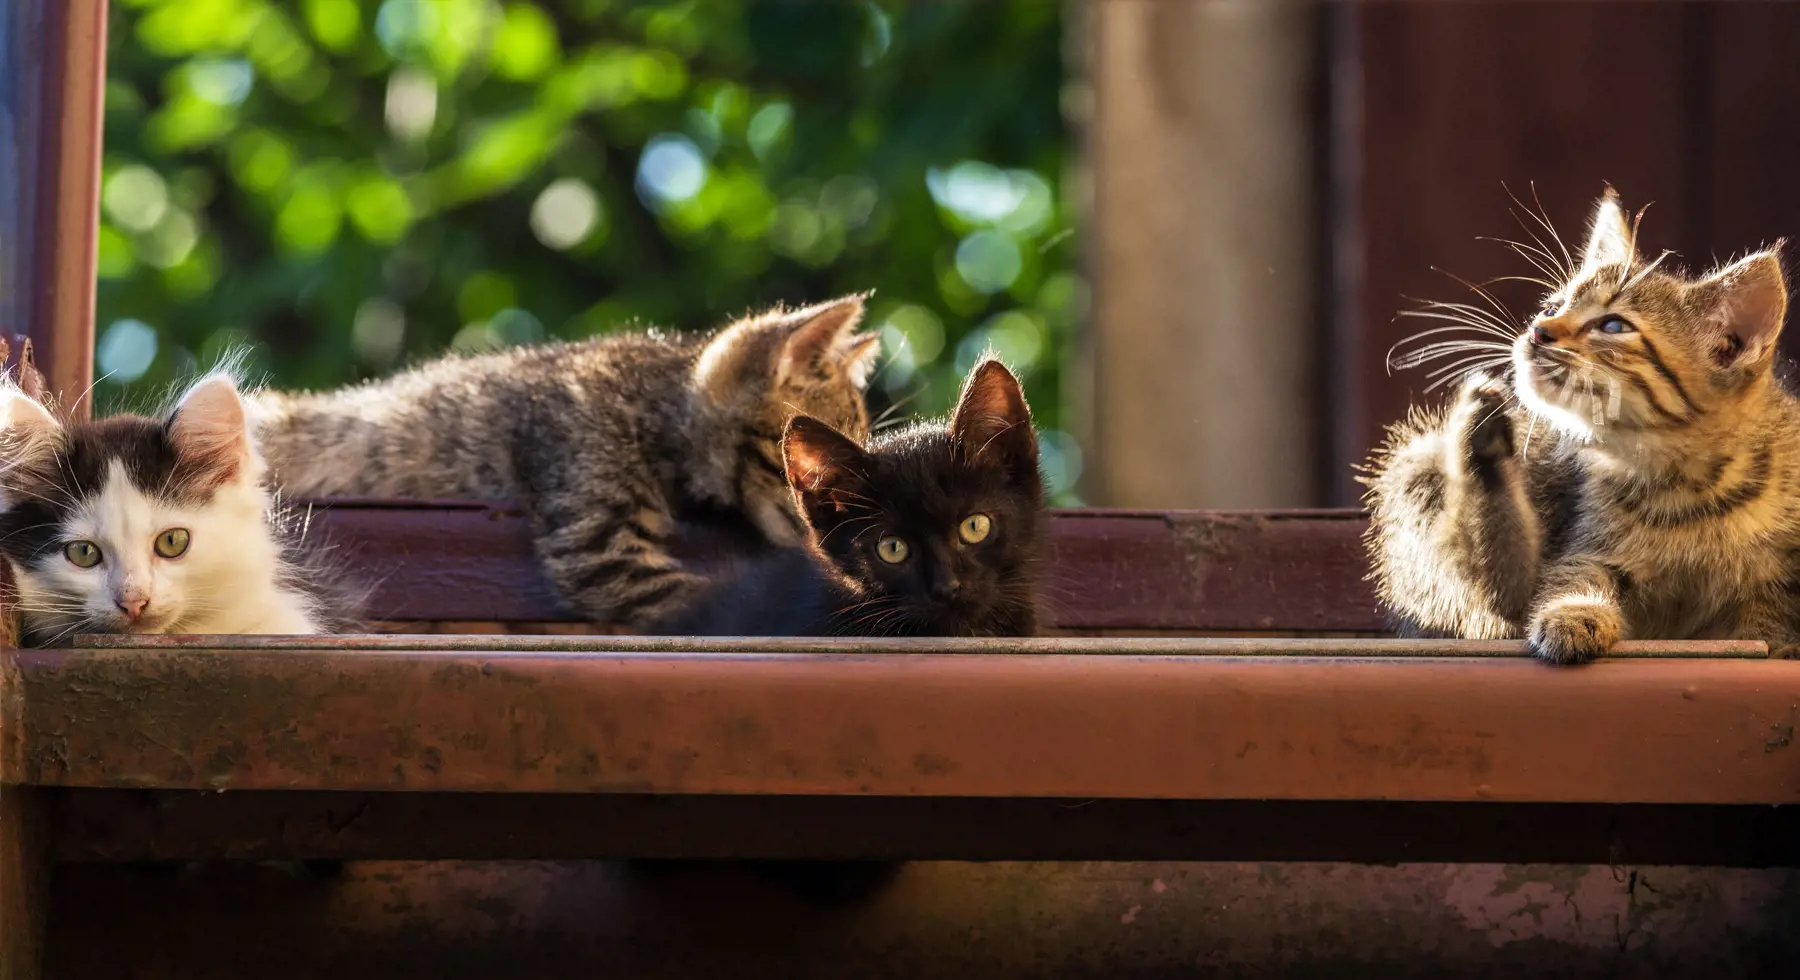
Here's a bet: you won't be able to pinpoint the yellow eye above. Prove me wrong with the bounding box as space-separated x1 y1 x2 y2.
155 528 191 559
958 513 993 544
876 535 910 564
63 541 102 568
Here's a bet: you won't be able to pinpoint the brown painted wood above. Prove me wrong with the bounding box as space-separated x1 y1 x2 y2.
22 0 103 411
53 790 1800 867
6 646 1798 803
311 503 1384 632
1331 2 1705 504
1703 1 1800 368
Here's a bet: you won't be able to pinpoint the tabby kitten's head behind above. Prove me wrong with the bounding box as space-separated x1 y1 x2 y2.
690 294 881 545
0 373 338 643
783 358 1044 636
1513 189 1788 444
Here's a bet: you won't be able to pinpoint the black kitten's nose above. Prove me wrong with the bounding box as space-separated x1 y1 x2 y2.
1530 325 1555 346
933 576 962 599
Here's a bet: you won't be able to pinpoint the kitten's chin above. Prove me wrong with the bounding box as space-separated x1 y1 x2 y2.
1511 351 1598 442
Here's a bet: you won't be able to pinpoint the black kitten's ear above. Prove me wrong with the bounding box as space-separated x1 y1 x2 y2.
950 358 1038 480
783 415 875 531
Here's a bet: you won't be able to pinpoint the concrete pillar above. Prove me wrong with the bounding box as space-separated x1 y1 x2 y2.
1082 0 1320 508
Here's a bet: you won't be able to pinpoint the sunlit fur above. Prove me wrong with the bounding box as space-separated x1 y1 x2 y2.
251 296 880 631
0 374 354 644
658 359 1045 636
1365 189 1800 663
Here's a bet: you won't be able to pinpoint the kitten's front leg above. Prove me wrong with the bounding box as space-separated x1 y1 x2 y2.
527 490 705 632
1732 588 1800 660
1368 372 1541 637
1443 373 1544 624
1527 557 1627 665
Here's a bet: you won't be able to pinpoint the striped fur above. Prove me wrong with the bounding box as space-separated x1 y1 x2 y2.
251 296 879 631
1364 190 1800 663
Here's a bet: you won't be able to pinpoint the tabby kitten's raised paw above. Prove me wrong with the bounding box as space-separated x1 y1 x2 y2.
1451 372 1516 466
1528 597 1624 665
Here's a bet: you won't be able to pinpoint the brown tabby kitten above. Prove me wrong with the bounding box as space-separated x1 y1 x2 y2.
252 296 879 630
1365 189 1800 663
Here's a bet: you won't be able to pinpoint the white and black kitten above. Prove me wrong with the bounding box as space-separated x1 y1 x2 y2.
661 358 1044 636
0 374 356 643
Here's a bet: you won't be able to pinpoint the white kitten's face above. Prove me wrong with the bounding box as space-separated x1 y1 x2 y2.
0 375 286 643
15 459 271 637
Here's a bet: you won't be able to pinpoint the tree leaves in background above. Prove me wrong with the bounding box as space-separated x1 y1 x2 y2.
99 0 1086 501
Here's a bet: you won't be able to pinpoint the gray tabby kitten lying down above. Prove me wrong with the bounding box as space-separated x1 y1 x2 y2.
1364 189 1800 664
251 295 879 631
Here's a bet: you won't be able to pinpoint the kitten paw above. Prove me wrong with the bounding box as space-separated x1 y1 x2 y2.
1528 599 1623 666
1769 642 1800 661
1452 373 1517 464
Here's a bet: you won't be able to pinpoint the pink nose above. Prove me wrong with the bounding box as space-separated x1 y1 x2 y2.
116 595 149 620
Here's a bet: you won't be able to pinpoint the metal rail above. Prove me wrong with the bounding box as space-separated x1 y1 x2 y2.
7 646 1797 803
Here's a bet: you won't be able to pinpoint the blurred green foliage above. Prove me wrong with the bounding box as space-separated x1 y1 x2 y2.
99 0 1086 499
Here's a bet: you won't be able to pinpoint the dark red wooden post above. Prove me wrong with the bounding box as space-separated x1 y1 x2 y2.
2 3 106 977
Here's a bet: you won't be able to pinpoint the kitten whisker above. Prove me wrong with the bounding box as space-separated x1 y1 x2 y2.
1422 357 1513 394
1400 299 1519 336
1506 181 1575 276
1431 268 1524 334
1478 236 1566 284
1425 353 1514 383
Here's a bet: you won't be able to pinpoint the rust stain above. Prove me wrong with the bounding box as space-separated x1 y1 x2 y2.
1765 723 1793 753
1165 514 1230 595
912 752 955 777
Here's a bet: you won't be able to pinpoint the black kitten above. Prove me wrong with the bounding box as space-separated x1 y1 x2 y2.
662 358 1044 636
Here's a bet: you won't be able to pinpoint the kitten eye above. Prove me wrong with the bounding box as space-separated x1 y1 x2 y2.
154 528 191 559
1598 315 1635 335
63 541 102 568
1540 301 1561 320
875 535 910 564
958 513 993 544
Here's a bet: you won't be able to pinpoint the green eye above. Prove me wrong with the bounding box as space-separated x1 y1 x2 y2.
63 541 102 568
876 535 910 564
958 513 993 544
154 528 191 559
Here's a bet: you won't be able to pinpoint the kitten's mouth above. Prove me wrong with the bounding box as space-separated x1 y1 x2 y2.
105 611 174 634
1511 338 1620 436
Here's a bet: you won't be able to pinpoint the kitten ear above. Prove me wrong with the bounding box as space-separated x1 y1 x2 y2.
950 358 1038 482
693 294 874 404
167 374 254 487
842 331 882 391
0 387 61 453
776 293 875 387
1578 187 1634 279
783 415 873 532
1692 247 1787 365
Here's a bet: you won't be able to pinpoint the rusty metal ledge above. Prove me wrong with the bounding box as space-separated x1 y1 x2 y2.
71 636 1774 657
5 645 1798 802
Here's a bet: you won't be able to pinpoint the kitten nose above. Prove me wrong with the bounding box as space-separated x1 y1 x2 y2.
1530 325 1556 346
933 576 962 600
116 595 149 621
